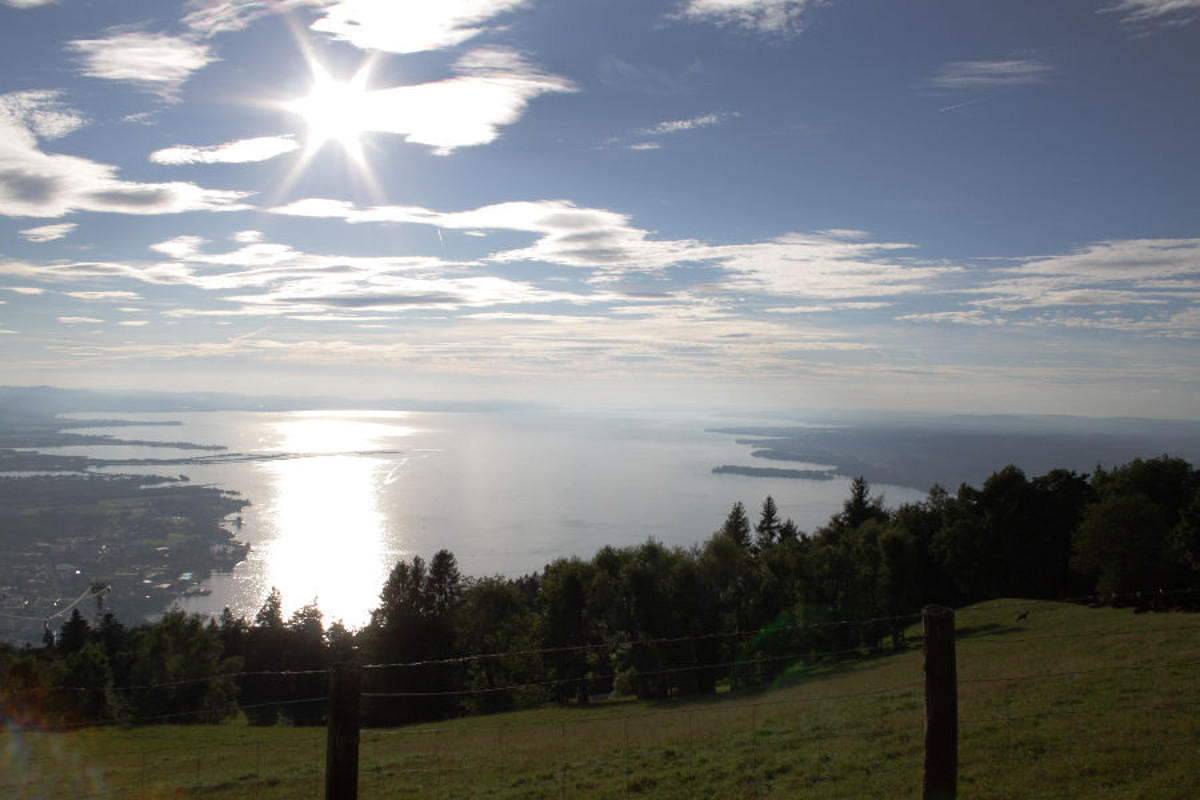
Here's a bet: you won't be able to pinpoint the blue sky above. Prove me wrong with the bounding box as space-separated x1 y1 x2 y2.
1 0 1198 417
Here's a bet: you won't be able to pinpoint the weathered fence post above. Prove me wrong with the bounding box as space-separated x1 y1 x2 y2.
923 605 957 800
326 661 362 800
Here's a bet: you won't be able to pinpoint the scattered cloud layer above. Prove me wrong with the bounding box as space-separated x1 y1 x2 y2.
716 233 957 300
269 195 1200 339
0 91 251 217
2 0 1197 413
271 197 702 270
894 238 1200 337
270 196 960 301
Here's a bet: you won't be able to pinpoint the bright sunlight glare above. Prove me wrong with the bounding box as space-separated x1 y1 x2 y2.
286 61 374 165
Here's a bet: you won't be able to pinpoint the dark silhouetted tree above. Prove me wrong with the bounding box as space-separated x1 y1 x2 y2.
755 496 782 551
719 501 752 550
58 608 90 657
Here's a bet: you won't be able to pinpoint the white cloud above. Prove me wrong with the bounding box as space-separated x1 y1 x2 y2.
19 222 76 242
150 235 208 259
221 274 580 316
0 91 252 217
85 232 587 317
272 197 700 269
2 0 56 7
66 290 141 300
972 287 1169 312
10 224 615 325
6 286 45 294
329 48 575 154
150 136 300 165
766 301 893 314
122 111 159 126
676 0 822 37
899 310 998 326
0 90 86 139
58 297 876 381
310 0 530 54
68 31 216 99
0 258 196 285
960 239 1200 325
897 238 1200 337
926 59 1052 90
1013 238 1200 283
270 196 962 303
183 0 324 36
1108 0 1200 24
117 320 149 326
58 316 103 324
640 112 737 136
713 234 956 299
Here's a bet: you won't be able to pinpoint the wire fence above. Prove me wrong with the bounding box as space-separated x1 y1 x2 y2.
3 598 1199 798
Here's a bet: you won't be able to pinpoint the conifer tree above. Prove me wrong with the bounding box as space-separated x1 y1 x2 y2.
755 496 782 550
719 501 752 549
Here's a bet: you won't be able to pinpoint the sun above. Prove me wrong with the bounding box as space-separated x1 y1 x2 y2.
286 61 374 165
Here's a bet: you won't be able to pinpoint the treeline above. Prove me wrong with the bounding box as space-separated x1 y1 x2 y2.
3 455 1199 729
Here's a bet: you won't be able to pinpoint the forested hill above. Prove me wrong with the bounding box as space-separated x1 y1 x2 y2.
4 454 1198 729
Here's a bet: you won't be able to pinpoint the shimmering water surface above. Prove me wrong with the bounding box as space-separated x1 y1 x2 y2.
60 409 923 628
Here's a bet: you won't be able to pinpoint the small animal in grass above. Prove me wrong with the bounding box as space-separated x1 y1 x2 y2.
1015 610 1029 623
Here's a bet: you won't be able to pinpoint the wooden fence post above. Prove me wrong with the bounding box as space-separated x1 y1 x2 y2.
923 605 957 800
326 661 362 800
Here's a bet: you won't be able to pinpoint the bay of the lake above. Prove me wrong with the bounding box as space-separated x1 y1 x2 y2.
59 409 924 629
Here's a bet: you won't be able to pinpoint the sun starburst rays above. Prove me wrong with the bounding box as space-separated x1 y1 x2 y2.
287 61 373 163
274 53 384 200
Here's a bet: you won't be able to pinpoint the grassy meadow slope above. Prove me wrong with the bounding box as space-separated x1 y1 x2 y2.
4 599 1198 799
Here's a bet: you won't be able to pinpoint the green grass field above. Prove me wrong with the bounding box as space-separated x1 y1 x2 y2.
4 600 1198 799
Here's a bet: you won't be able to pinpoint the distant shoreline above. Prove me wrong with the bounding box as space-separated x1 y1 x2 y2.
712 465 836 480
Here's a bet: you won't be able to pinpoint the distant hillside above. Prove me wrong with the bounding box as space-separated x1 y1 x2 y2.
711 414 1200 490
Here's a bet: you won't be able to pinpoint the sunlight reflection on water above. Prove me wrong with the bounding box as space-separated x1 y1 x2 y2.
249 413 418 627
269 411 420 454
259 454 389 628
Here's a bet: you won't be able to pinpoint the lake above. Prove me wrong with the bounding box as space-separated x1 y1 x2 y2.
56 409 925 628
